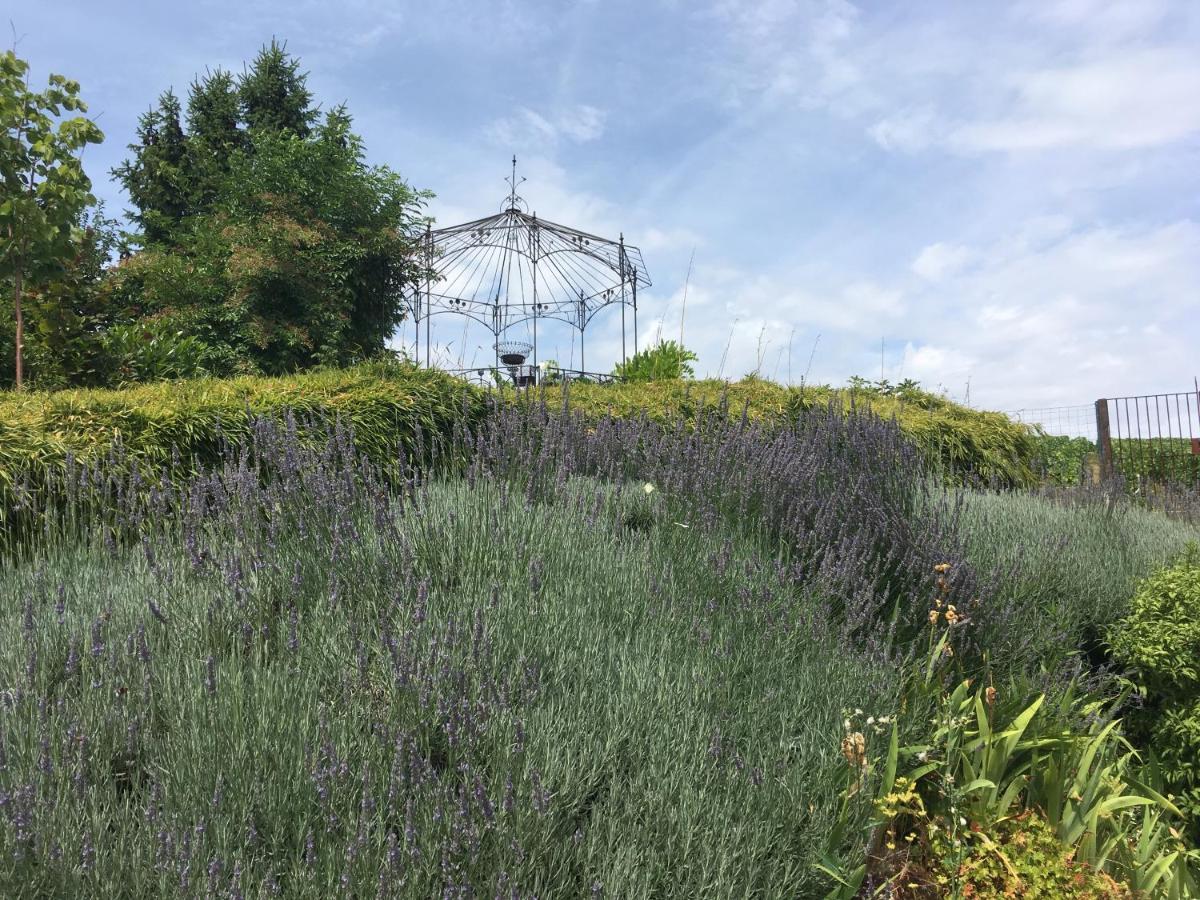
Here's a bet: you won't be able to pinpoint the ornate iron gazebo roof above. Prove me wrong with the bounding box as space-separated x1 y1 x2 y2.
403 158 651 376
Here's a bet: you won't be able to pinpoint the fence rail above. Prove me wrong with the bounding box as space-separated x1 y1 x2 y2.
1096 390 1200 487
444 365 623 389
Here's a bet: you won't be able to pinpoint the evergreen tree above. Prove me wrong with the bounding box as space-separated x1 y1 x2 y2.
238 40 317 136
112 90 189 245
107 44 429 377
185 68 244 209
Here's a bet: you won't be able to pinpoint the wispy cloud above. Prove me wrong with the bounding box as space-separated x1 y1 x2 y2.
17 0 1200 409
484 105 606 149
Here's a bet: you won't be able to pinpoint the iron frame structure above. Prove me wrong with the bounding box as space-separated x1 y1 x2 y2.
402 158 651 376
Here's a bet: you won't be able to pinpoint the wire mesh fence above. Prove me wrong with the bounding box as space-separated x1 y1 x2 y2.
1004 405 1097 441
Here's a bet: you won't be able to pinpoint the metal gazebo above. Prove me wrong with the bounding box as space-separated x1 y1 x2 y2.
403 158 652 384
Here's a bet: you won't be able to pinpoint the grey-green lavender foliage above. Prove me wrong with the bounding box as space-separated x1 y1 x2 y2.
0 412 902 897
2 399 1197 897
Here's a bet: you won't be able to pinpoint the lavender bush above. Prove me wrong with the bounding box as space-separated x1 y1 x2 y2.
2 396 1193 895
0 406 909 897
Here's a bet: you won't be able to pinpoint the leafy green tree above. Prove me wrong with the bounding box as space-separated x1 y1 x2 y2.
109 42 428 378
0 50 103 389
108 101 429 374
15 207 124 388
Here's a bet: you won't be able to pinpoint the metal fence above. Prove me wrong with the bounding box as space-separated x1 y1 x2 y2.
444 365 622 389
1095 390 1200 487
1005 405 1097 441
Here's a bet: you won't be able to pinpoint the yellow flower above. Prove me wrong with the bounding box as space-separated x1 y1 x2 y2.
985 686 997 707
928 609 940 625
933 563 952 573
944 605 959 625
643 482 656 495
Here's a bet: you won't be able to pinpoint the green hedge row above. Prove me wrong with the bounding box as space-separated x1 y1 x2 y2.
521 377 1040 487
0 360 486 523
1 367 1041 528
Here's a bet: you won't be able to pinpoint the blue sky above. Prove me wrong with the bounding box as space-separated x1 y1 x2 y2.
17 0 1200 412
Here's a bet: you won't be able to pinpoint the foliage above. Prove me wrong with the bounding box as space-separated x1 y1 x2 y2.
111 88 188 245
1029 432 1097 486
99 318 215 386
109 43 430 375
1110 551 1200 837
238 40 317 136
112 40 315 245
0 207 124 390
926 810 1132 898
819 623 1199 898
1110 438 1200 489
532 376 1040 486
612 339 697 381
0 361 484 532
5 361 1200 894
0 423 897 897
949 488 1200 678
0 50 104 389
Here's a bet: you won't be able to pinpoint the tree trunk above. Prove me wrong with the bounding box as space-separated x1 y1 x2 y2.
13 267 24 391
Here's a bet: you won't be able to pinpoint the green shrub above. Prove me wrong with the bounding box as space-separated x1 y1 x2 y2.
819 638 1200 898
612 340 698 381
1030 433 1097 485
0 360 484 529
534 377 1040 486
1110 551 1200 834
100 319 216 386
951 490 1200 676
929 810 1132 899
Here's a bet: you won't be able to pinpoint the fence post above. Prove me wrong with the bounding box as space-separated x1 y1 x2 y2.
1095 399 1114 482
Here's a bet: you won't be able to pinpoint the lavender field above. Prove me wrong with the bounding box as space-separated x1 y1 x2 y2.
2 402 1199 897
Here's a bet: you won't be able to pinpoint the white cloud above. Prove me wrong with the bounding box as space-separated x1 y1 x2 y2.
899 220 1200 407
484 105 607 149
1016 0 1173 43
911 242 974 282
868 107 940 152
638 227 706 252
953 49 1200 152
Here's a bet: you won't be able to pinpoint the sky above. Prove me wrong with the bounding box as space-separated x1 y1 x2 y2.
14 0 1200 414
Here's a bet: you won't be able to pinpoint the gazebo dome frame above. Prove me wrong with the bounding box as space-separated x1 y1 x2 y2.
403 158 651 377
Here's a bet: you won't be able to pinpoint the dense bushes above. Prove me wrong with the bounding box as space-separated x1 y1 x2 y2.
1030 432 1097 485
950 489 1200 676
822 670 1197 897
3 372 1198 894
0 361 484 527
0 399 917 896
1110 551 1200 836
538 376 1040 486
611 340 697 381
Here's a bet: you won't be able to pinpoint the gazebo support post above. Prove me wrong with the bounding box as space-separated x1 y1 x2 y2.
632 266 638 357
619 234 627 366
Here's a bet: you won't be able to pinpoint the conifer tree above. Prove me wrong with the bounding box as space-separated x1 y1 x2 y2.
186 68 243 208
112 90 188 245
238 40 317 136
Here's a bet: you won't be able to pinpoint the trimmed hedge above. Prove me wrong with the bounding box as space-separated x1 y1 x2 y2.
519 377 1039 486
0 360 486 524
1 368 1038 530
